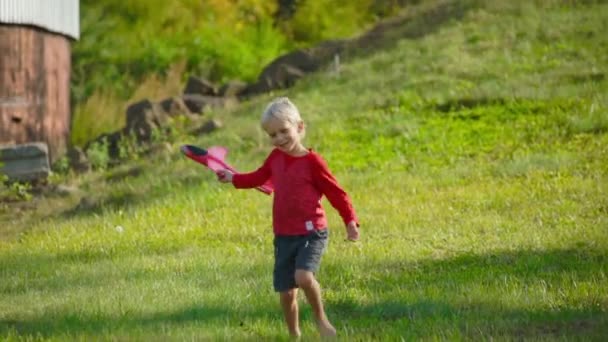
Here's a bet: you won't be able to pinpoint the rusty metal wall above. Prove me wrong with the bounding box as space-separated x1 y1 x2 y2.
0 0 79 39
0 25 71 162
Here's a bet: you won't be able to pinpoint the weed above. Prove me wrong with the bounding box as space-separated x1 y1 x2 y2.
86 139 110 171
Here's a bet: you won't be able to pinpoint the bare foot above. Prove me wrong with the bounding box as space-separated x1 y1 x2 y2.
317 319 337 337
289 329 301 339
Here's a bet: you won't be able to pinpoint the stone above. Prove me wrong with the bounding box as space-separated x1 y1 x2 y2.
124 99 168 143
159 96 193 117
183 76 218 96
67 146 91 173
0 142 50 182
219 80 248 97
182 94 236 114
190 119 223 136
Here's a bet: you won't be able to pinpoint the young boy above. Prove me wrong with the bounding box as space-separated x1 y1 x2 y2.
217 97 360 337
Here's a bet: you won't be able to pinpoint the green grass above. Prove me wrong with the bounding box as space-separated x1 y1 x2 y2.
70 0 408 146
71 0 404 101
2 0 608 340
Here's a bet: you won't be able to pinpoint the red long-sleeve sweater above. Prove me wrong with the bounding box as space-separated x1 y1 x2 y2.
233 149 358 236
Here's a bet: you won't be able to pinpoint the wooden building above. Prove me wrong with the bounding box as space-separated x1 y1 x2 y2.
0 0 79 162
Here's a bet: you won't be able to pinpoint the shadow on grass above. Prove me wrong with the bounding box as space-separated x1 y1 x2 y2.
0 248 270 298
0 256 273 338
326 246 608 339
0 305 271 339
333 299 607 340
1 247 606 339
59 170 207 219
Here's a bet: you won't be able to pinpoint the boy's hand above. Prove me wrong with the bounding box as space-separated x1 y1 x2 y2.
216 169 234 183
346 221 359 241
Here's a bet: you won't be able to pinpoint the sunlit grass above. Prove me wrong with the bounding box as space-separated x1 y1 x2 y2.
2 0 607 340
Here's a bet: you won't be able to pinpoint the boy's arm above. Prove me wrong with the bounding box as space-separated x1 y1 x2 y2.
232 165 271 189
311 154 359 228
228 151 274 189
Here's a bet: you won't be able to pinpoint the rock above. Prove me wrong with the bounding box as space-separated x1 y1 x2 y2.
182 94 236 114
239 81 270 98
219 80 248 97
0 142 50 182
276 64 306 88
255 40 345 92
67 146 91 173
183 76 218 96
159 96 193 117
255 52 312 92
182 94 210 114
124 99 168 143
85 131 123 160
190 119 223 136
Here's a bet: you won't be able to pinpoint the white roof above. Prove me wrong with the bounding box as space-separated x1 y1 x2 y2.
0 0 79 39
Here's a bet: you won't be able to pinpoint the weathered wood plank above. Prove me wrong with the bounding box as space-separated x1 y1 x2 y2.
0 24 71 163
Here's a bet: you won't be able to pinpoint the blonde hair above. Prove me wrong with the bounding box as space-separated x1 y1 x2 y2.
261 97 302 125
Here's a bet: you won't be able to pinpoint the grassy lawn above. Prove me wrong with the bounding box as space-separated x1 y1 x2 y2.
1 0 607 340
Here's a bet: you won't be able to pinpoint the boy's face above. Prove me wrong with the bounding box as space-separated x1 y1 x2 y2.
263 116 304 155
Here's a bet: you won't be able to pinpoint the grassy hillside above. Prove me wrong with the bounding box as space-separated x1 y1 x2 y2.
2 0 607 340
70 0 405 146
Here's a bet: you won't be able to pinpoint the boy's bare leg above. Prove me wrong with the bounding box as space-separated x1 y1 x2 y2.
280 289 301 337
295 270 336 337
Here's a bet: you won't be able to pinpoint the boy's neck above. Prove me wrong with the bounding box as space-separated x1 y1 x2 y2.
285 145 309 157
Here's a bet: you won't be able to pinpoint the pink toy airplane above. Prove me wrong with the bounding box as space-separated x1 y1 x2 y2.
181 145 273 195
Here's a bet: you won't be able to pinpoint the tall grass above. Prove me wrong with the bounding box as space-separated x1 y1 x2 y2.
71 62 188 147
71 0 408 145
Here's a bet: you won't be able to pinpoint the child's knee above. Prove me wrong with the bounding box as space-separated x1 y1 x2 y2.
294 270 315 288
280 289 298 302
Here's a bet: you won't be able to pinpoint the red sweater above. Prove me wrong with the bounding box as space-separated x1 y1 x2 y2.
233 149 358 236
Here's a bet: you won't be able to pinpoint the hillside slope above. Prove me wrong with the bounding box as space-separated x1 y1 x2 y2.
1 0 607 340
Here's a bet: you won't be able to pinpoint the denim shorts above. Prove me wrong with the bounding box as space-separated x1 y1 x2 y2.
273 229 329 292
